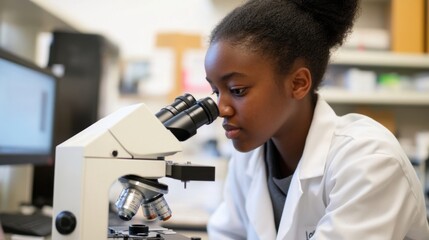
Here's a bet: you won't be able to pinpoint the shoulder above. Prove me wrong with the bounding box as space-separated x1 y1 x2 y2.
326 113 419 191
331 113 405 157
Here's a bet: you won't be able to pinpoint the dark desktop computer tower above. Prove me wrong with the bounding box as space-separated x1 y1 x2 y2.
32 31 120 207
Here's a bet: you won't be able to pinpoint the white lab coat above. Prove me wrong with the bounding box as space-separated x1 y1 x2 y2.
208 97 429 240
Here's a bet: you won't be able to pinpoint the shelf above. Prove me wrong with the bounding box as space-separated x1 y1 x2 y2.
330 49 429 69
319 88 429 106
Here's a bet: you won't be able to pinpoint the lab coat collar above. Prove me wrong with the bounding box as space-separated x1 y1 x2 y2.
297 96 337 180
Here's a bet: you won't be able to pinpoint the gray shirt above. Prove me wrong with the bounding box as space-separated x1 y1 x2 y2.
264 140 293 232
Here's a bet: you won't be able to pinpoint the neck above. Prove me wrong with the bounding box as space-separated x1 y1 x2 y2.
272 96 315 177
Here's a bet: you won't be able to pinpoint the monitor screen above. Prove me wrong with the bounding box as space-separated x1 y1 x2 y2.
0 49 57 165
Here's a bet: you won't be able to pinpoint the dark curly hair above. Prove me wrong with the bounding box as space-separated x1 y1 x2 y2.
209 0 359 97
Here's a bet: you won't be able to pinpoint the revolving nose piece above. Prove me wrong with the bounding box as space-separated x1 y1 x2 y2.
115 188 144 221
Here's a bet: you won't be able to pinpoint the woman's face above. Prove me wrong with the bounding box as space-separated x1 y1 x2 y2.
205 40 298 152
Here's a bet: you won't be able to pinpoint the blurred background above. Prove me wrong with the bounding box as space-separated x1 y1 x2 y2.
1 0 429 239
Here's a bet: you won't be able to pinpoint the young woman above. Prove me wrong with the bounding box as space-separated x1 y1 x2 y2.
204 0 429 239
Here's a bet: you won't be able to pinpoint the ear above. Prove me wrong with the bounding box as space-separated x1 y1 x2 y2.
290 67 312 100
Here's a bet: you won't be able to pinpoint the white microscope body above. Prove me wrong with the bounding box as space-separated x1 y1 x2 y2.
52 95 218 239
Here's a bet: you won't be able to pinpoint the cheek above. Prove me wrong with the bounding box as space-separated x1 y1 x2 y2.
232 103 278 151
241 97 290 142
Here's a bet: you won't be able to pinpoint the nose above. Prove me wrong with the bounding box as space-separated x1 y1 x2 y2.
217 95 233 118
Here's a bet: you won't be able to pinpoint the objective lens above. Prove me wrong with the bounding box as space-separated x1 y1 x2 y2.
115 188 144 221
143 194 172 221
163 97 219 141
116 175 170 221
141 202 157 221
156 93 196 123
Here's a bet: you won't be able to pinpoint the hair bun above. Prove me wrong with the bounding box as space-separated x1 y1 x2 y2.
290 0 359 48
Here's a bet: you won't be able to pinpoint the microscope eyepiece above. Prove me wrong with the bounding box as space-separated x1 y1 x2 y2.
163 97 219 141
155 93 196 123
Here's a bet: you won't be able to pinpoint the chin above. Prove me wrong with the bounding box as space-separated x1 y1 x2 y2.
232 140 260 153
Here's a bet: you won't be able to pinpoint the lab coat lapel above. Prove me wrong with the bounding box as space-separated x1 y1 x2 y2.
276 169 304 240
245 148 277 240
277 97 337 240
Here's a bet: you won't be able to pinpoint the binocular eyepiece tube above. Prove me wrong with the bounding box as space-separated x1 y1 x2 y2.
160 94 219 141
155 93 197 123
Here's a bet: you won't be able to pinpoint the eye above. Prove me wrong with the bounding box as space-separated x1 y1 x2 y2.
211 89 219 97
230 87 247 97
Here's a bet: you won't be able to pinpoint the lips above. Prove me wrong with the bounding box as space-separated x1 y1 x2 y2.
223 123 241 139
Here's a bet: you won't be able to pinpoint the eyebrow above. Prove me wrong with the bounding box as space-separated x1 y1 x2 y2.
206 72 243 83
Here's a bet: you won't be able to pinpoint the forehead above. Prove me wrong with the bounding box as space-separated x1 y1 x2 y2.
205 40 274 79
205 41 252 67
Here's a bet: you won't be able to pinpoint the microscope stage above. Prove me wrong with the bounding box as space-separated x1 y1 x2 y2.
108 225 198 240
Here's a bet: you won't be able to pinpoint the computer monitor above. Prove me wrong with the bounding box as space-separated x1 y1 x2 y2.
0 48 57 165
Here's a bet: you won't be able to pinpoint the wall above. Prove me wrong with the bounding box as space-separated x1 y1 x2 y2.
32 0 244 59
0 0 239 213
0 0 76 211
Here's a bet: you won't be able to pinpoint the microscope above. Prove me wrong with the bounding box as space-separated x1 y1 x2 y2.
52 93 219 239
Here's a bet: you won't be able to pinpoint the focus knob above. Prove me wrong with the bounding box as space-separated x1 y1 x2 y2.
55 211 77 235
